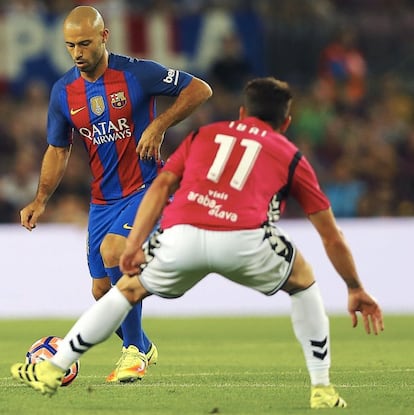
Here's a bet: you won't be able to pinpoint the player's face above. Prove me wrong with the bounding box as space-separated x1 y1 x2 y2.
64 24 108 78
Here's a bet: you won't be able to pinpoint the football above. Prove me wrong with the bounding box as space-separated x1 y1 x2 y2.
26 336 80 386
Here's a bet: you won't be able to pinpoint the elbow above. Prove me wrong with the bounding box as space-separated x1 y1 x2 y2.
193 78 213 103
203 81 213 100
199 84 213 104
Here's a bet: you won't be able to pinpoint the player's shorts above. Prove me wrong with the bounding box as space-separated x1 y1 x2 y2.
139 222 297 298
87 185 148 278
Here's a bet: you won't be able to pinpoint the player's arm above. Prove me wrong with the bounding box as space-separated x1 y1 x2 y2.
120 170 180 275
308 208 362 289
137 77 212 160
308 208 384 335
20 144 71 231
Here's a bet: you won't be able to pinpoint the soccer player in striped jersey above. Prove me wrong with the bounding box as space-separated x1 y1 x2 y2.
19 5 212 383
13 77 383 408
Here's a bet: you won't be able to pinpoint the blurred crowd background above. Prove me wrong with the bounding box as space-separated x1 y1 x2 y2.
1 0 414 226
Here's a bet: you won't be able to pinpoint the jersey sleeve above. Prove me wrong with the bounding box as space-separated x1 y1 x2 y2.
47 82 73 147
290 155 331 214
132 59 193 96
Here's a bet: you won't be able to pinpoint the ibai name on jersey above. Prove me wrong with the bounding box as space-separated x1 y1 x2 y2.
228 121 268 137
78 118 132 145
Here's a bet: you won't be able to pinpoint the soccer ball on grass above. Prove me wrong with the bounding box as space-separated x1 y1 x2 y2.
26 336 80 386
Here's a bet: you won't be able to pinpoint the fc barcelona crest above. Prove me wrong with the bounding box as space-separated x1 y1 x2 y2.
90 96 105 116
110 91 127 109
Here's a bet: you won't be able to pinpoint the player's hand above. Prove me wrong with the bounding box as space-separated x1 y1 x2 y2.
348 288 384 335
136 123 165 161
20 201 46 231
120 246 146 276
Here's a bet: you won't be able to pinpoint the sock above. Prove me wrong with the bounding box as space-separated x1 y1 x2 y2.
106 265 151 353
290 282 331 386
50 287 132 370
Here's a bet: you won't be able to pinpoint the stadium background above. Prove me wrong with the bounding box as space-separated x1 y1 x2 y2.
0 0 412 317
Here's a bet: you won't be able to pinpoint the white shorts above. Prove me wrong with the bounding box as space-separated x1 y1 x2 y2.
140 223 296 298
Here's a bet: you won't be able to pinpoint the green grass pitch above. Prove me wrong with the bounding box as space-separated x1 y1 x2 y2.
1 315 413 415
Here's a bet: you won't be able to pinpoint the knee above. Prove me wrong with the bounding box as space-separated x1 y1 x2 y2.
100 234 126 268
282 251 315 294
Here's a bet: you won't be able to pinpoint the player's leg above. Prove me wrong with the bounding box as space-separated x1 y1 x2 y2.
87 203 129 344
282 250 346 409
220 224 346 409
100 190 157 382
11 276 148 395
87 200 153 383
92 276 125 340
101 242 154 382
101 235 151 352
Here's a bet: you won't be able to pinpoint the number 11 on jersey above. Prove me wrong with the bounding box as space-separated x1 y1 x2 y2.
207 134 262 191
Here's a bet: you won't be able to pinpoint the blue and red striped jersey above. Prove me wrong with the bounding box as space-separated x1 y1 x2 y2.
47 53 193 204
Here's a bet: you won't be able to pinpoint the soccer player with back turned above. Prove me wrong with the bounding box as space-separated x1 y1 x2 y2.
13 77 383 409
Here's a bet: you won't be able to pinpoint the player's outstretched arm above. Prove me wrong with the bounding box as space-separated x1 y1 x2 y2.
20 145 71 231
308 208 384 335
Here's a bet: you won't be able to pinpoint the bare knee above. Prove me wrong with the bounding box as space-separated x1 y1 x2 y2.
100 233 126 268
92 277 111 300
282 250 315 295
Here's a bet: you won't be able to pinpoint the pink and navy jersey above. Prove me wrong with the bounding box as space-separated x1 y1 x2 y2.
47 53 193 204
161 117 330 230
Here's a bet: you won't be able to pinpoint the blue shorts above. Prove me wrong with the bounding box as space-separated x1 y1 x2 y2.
87 186 147 278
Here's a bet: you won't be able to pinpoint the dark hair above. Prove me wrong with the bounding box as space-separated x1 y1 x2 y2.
243 77 292 129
